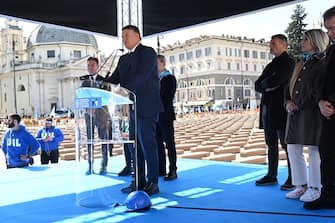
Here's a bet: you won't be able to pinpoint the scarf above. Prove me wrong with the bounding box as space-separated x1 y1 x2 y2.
159 69 172 79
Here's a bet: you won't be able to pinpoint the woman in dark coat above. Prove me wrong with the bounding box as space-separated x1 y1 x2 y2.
285 29 329 202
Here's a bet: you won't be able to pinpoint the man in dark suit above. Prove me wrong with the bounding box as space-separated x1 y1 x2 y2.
81 57 111 175
304 6 335 210
106 25 163 196
255 34 294 190
156 55 178 181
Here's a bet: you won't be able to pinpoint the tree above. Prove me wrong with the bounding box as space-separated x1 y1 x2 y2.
285 4 307 61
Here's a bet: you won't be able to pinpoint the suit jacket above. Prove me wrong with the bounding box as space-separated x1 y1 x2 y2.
106 44 163 118
160 73 177 121
321 44 335 107
255 51 295 130
80 74 110 90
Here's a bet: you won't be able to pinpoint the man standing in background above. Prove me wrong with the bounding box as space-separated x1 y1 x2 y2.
2 114 40 168
156 54 178 181
254 34 295 190
36 117 64 164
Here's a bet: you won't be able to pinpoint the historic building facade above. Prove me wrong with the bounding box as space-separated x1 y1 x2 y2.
0 20 99 117
161 35 272 112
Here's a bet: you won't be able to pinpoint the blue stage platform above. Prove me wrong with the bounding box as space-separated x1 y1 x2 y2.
0 156 334 223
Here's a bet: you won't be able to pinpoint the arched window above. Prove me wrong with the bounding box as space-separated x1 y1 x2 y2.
18 84 26 92
224 78 234 85
243 79 252 86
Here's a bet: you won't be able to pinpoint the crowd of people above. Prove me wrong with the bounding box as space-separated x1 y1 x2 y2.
2 6 335 210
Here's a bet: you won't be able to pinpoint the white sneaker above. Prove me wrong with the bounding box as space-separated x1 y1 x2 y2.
286 186 306 199
299 187 320 202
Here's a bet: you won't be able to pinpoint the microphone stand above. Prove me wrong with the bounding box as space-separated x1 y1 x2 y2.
98 49 124 79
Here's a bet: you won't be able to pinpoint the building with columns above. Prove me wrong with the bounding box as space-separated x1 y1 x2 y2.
0 21 99 117
161 35 273 112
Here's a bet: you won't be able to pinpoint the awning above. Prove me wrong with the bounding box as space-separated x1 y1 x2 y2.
184 100 211 106
0 0 297 37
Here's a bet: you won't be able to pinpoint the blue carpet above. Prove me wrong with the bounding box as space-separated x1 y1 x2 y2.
0 156 334 223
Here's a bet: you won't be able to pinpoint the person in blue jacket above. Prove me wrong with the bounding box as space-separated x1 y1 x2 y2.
36 117 64 164
2 113 40 168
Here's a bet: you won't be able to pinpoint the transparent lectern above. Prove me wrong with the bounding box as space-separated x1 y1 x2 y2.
74 80 135 208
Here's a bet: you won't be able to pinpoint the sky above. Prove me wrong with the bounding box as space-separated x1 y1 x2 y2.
0 0 334 55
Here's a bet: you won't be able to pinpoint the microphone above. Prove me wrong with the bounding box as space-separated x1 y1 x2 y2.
98 49 124 79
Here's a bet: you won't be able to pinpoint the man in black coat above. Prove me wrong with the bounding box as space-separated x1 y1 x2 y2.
304 6 335 209
255 34 295 190
106 25 163 196
156 55 178 181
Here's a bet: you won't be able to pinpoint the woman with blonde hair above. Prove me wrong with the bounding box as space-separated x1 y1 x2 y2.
285 29 329 202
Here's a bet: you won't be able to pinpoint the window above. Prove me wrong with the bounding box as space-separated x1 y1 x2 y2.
252 51 258 59
180 66 185 74
260 52 266 59
196 49 202 58
18 84 25 91
244 79 251 85
205 47 212 56
4 93 7 102
198 90 202 98
217 47 221 56
245 89 251 97
245 64 249 71
253 64 257 72
169 55 175 63
171 67 175 74
227 62 231 70
179 53 185 62
47 50 55 58
73 50 81 59
186 51 193 60
225 48 232 56
244 50 250 58
235 48 241 57
225 78 234 85
236 63 240 71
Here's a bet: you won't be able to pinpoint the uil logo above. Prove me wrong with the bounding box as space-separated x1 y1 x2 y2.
7 138 22 147
41 131 55 139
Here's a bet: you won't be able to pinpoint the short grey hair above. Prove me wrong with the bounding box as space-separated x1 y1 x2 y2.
304 29 329 53
157 54 166 64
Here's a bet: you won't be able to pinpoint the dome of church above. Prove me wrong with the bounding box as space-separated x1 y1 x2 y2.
27 25 98 49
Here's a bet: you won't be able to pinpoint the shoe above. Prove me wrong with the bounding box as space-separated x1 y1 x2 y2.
286 186 307 199
255 175 278 186
164 172 177 181
144 182 159 196
304 196 335 210
280 179 295 191
118 166 131 176
300 187 320 202
121 181 146 194
99 167 107 175
159 171 167 177
85 169 94 175
121 181 136 194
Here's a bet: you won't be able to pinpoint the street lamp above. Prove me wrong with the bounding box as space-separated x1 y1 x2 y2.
12 34 18 114
156 35 164 54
